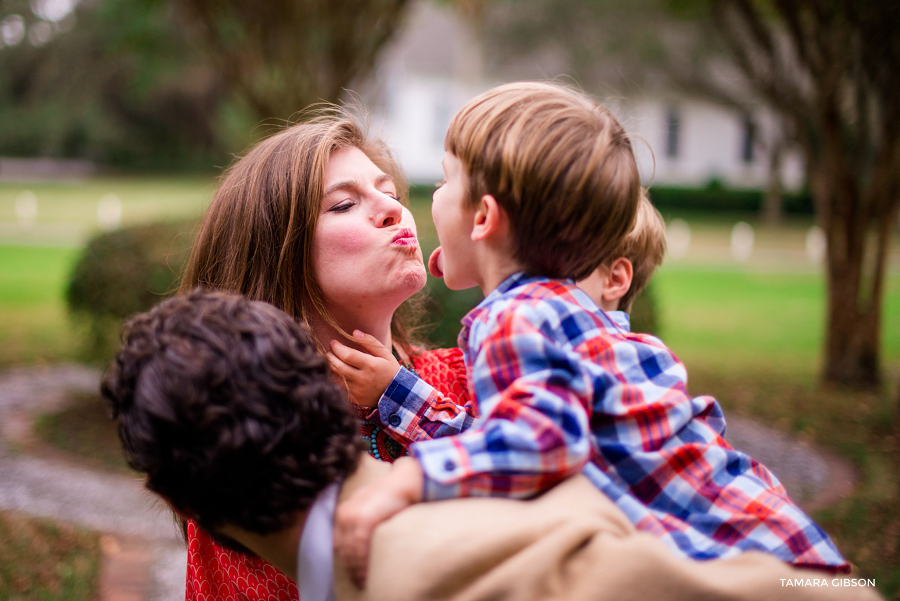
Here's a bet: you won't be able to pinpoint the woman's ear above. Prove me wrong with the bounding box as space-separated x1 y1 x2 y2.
601 258 633 307
471 194 506 242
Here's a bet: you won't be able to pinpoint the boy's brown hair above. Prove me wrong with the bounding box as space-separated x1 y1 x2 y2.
445 81 640 280
613 192 667 311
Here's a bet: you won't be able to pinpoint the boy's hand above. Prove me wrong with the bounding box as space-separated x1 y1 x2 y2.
334 457 424 588
326 330 400 408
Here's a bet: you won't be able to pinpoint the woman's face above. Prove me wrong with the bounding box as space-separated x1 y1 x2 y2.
313 146 426 319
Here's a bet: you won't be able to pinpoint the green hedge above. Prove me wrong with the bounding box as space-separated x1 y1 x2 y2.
647 182 813 214
66 220 196 360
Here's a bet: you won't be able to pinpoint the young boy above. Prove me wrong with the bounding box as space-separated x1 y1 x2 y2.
102 290 874 601
334 82 848 582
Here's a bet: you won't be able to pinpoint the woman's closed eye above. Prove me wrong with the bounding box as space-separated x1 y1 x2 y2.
328 200 356 213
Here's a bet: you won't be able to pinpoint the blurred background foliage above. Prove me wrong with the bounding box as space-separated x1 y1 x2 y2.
0 0 227 169
0 0 413 169
3 0 896 386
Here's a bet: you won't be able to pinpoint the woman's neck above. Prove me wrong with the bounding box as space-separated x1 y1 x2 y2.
308 310 394 355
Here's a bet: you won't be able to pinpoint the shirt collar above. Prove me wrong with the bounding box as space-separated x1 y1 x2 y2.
458 272 541 349
456 272 633 347
297 482 340 601
605 310 631 332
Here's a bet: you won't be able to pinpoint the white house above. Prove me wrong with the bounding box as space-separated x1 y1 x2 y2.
363 0 804 192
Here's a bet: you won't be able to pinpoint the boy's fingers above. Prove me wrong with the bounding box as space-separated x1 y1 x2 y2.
351 330 394 360
326 351 357 379
330 340 370 369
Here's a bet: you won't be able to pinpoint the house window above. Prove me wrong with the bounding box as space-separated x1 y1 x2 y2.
665 109 680 159
741 115 756 163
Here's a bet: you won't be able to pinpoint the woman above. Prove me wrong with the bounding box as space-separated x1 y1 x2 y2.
179 112 471 600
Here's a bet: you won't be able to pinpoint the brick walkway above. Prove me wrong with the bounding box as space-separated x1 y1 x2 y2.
0 363 858 600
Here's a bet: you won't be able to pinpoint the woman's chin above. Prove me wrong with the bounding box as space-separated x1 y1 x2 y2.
399 263 428 295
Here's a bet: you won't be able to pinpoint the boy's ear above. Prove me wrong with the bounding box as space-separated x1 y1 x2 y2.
601 258 633 305
471 194 506 242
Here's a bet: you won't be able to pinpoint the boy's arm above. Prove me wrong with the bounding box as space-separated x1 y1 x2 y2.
329 335 479 444
374 365 479 444
412 305 595 501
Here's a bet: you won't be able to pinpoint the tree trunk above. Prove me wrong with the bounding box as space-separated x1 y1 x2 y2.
822 264 881 387
813 164 885 389
762 140 784 225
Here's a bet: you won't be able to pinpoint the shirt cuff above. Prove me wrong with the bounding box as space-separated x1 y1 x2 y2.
375 366 425 435
411 436 472 501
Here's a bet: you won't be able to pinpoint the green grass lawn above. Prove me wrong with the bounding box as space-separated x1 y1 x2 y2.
655 267 900 381
0 245 82 366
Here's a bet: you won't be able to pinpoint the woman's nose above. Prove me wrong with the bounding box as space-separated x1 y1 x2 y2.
374 193 403 227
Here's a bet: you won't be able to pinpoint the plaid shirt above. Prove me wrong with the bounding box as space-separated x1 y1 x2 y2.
375 273 847 569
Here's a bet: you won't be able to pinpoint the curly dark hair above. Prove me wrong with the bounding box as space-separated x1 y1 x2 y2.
101 289 362 537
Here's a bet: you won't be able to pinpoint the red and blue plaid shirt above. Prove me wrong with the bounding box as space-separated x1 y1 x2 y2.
373 272 847 569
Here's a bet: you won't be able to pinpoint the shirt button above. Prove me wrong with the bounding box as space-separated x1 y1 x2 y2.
443 459 456 472
388 414 402 427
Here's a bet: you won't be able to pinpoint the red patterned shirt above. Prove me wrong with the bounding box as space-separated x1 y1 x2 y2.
184 347 469 601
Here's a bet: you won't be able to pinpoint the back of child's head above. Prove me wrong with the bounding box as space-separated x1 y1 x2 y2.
101 289 361 538
445 81 641 280
615 192 667 310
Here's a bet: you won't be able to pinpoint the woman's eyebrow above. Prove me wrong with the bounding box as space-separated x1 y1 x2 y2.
324 180 360 196
375 174 394 188
324 174 394 196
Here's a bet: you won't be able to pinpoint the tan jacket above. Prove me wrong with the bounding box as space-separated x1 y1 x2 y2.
334 457 880 601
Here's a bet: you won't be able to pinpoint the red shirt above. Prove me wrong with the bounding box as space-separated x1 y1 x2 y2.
184 347 469 601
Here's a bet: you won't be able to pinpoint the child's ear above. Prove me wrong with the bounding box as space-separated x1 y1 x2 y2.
471 194 506 241
601 258 633 305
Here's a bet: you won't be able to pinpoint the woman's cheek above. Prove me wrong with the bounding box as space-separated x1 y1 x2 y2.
316 223 371 258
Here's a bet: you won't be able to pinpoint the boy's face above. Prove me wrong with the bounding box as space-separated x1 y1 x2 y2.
430 152 480 290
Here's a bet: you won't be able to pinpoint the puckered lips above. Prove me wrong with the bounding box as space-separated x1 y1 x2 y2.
391 228 417 247
428 246 443 277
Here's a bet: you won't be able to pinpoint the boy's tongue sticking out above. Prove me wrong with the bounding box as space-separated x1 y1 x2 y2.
428 246 444 278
